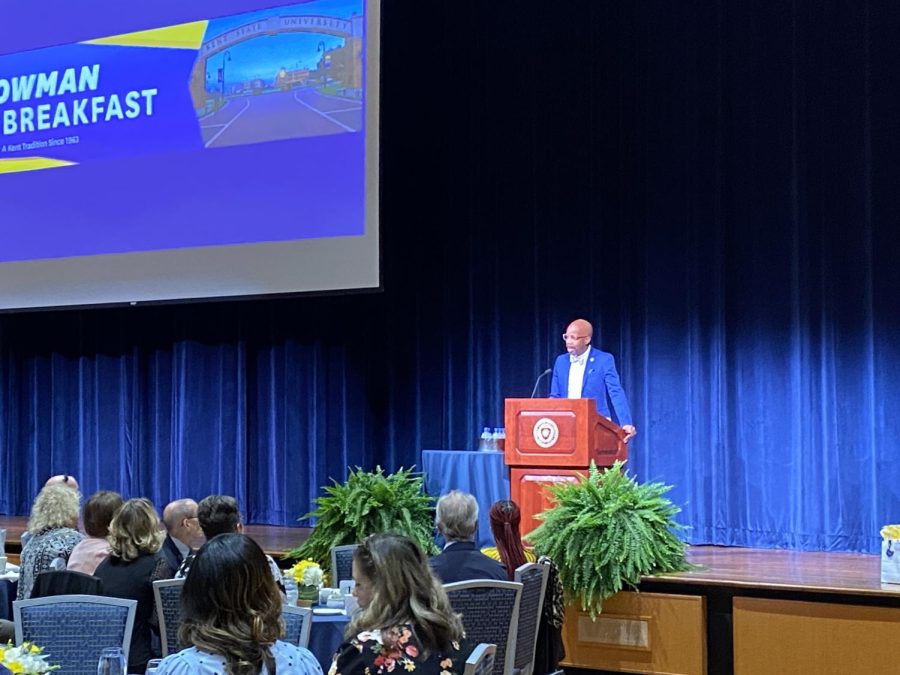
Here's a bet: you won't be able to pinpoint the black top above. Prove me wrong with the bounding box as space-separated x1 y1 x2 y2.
429 541 508 584
331 623 472 675
95 550 174 674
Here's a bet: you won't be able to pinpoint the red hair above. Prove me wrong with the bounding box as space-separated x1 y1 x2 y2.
489 500 528 580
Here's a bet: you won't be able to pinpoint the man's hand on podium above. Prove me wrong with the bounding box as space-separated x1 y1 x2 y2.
622 424 637 443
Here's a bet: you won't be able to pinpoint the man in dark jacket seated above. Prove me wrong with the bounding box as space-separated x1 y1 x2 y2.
429 490 507 583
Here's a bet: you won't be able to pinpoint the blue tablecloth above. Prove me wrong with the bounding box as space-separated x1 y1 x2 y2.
0 578 16 621
421 450 511 549
310 612 349 672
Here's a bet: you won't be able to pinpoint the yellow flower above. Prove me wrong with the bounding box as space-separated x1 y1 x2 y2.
29 645 41 655
7 661 25 674
403 662 416 671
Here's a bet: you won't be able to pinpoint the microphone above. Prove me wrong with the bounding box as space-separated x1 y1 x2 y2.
530 368 552 398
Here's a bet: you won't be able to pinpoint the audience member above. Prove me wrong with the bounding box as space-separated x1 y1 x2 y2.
16 484 84 600
95 498 175 674
429 490 506 583
67 490 124 575
19 474 81 550
43 474 80 491
480 500 536 580
156 533 322 675
175 495 284 593
329 533 471 675
161 498 204 572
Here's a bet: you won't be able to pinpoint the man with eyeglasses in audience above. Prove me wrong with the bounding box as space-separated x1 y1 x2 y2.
161 499 204 573
175 494 285 595
549 318 637 443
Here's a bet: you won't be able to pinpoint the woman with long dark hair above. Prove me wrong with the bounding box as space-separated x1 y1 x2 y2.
156 533 321 675
329 533 470 675
481 500 535 580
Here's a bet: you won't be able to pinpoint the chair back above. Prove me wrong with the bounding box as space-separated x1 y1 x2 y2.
282 605 313 648
31 570 104 598
512 563 549 675
444 580 522 675
13 594 137 675
152 578 186 656
330 544 359 585
463 643 497 675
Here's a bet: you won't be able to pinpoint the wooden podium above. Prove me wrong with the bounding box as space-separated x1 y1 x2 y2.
504 398 628 535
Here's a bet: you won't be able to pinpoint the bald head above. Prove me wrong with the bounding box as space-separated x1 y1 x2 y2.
163 498 205 550
564 319 593 356
44 474 79 491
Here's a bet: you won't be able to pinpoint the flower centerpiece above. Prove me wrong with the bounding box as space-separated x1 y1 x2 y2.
1 641 59 674
290 559 324 607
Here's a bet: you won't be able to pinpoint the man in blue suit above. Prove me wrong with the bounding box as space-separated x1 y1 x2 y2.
549 318 637 443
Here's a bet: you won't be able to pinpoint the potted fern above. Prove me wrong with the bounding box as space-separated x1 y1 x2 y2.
527 460 691 618
289 466 438 580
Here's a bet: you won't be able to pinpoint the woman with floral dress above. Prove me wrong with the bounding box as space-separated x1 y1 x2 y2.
329 533 472 675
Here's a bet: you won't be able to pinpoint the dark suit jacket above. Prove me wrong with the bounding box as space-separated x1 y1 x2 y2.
548 346 633 425
429 541 508 584
159 534 185 574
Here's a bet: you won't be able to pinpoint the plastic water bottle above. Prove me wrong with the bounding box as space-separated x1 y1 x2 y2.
478 427 492 452
495 427 506 453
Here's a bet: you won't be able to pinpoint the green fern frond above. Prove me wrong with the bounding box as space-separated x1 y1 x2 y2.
288 465 438 579
527 460 691 617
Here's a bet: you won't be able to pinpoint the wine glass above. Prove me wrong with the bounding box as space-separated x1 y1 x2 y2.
97 647 126 675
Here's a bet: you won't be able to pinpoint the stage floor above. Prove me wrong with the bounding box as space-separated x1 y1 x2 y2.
0 515 311 562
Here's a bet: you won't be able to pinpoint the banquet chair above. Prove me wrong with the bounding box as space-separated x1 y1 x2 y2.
464 643 497 675
31 570 103 598
330 544 358 585
282 605 313 648
13 594 136 675
444 580 522 675
512 563 549 675
152 577 186 656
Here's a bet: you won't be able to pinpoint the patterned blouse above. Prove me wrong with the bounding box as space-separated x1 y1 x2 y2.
329 625 470 675
17 526 84 600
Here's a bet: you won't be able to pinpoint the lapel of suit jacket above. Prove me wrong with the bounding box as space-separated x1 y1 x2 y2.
582 347 596 390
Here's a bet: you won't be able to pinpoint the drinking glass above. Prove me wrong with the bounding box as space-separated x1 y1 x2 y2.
97 647 126 675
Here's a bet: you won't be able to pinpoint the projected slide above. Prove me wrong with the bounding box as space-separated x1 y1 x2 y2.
0 0 378 309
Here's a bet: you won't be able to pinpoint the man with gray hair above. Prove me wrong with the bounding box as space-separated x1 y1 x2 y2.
429 490 506 583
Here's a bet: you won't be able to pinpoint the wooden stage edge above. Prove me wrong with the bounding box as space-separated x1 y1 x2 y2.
2 512 898 597
0 515 311 564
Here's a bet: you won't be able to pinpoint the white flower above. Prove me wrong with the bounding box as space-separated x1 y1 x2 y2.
302 565 324 587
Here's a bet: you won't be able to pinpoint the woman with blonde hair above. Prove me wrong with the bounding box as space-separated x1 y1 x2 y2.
95 498 175 674
330 533 470 675
16 484 84 600
157 533 321 675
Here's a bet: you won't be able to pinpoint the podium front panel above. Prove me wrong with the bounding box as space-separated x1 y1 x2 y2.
510 467 584 536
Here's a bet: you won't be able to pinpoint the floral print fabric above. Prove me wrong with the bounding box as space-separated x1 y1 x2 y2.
329 624 469 675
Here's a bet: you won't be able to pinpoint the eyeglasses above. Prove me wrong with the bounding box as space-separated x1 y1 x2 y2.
562 334 589 341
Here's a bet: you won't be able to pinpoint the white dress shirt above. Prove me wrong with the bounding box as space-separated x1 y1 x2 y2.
567 349 589 399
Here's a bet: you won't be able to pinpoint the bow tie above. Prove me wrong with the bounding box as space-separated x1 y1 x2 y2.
570 353 588 365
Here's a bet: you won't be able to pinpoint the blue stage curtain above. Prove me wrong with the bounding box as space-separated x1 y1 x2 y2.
1 1 900 553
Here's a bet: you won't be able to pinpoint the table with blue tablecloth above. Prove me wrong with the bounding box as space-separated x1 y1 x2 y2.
310 610 349 672
421 450 511 549
0 578 17 621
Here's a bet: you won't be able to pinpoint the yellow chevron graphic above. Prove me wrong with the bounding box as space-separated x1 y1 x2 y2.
0 157 76 174
84 20 208 50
